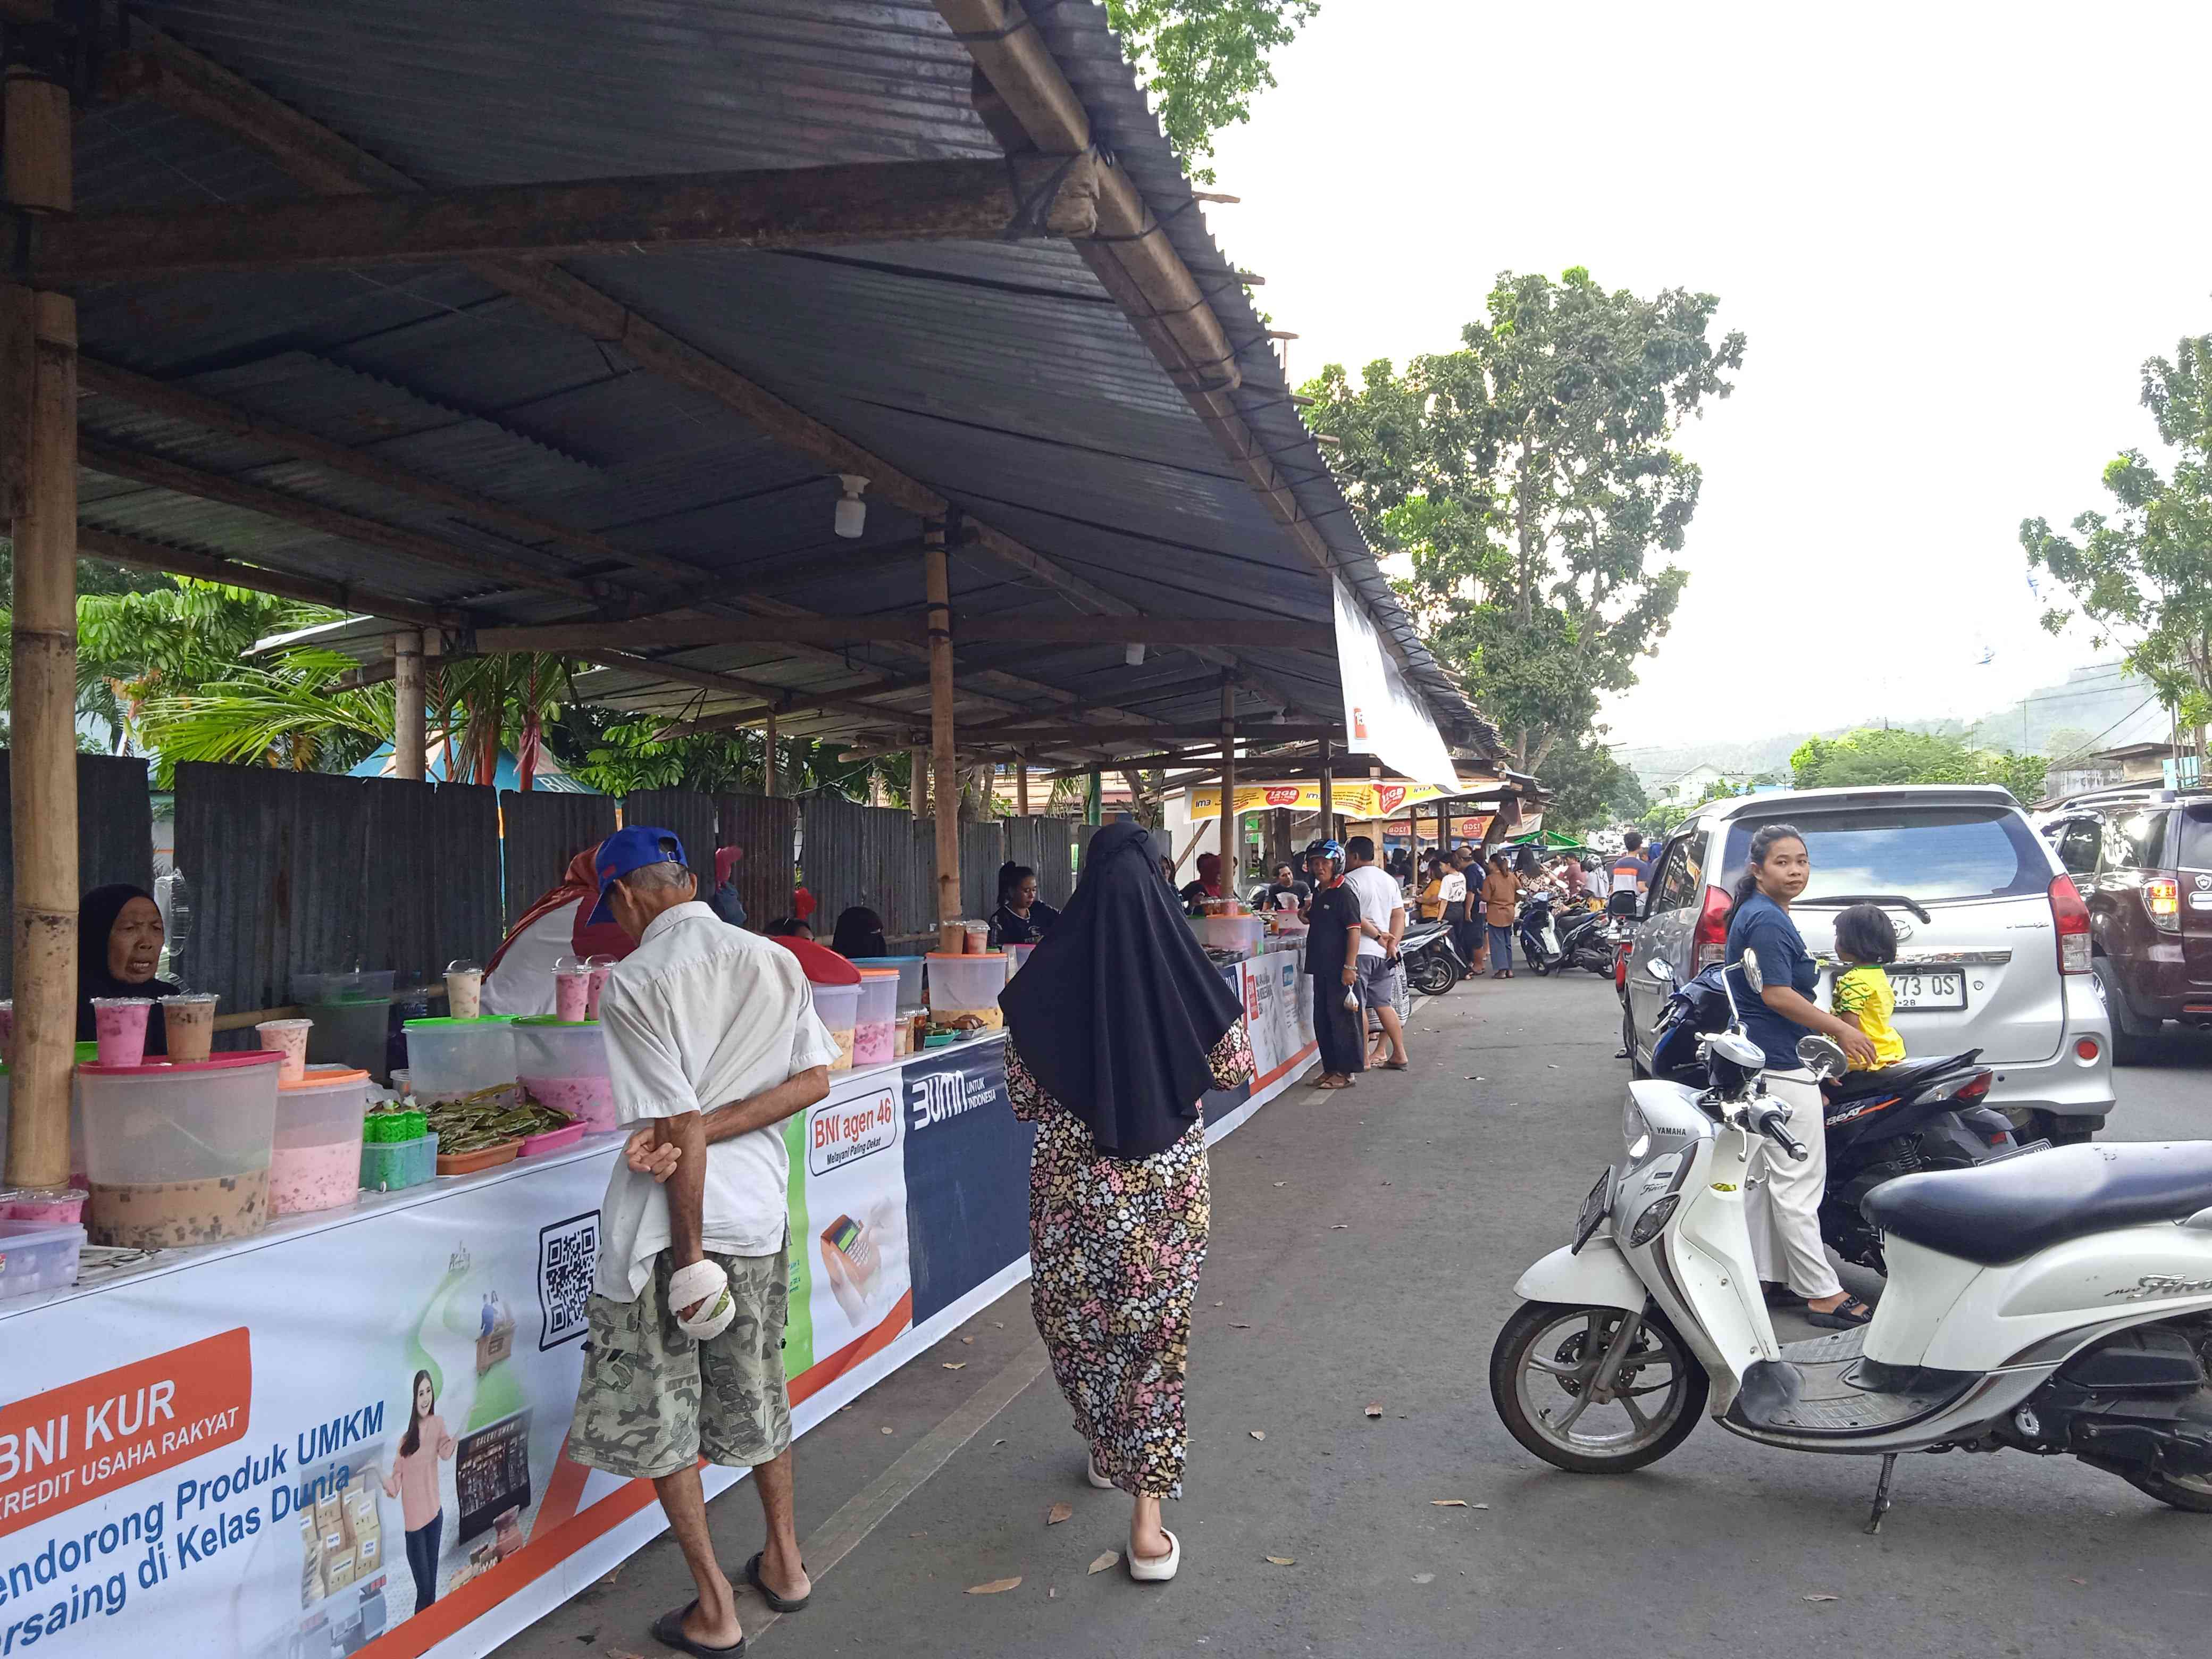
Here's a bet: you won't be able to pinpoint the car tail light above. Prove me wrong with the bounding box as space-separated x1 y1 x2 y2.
2142 873 2181 934
2049 873 2091 974
1691 885 1731 971
2075 1036 2101 1061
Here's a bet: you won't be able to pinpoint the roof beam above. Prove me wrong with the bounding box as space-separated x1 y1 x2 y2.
471 615 1331 652
23 156 1101 283
76 525 463 630
107 23 1322 726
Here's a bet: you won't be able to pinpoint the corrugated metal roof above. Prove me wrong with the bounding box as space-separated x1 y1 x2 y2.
67 1 1501 763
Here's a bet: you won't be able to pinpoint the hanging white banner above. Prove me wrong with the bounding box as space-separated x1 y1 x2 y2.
1331 580 1461 787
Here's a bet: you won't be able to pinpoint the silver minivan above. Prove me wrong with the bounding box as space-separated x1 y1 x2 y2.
1620 784 2115 1143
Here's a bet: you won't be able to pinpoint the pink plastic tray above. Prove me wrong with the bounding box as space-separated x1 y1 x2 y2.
520 1117 585 1158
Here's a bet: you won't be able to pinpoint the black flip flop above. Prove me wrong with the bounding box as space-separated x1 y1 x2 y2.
1804 1296 1874 1329
745 1551 810 1613
652 1601 745 1657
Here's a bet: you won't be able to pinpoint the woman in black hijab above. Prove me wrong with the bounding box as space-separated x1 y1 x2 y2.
78 883 179 1054
828 906 887 959
999 822 1251 1585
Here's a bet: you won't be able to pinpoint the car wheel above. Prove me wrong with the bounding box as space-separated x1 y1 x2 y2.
2091 957 2154 1066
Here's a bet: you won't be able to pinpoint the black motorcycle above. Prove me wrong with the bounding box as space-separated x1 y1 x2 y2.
1646 964 2019 1272
1555 902 1618 975
1400 918 1469 996
1514 891 1565 975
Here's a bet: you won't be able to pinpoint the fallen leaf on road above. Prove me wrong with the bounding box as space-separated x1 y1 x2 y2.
1273 1181 1286 1187
1088 1552 1120 1574
1214 1300 1224 1306
961 1336 975 1344
1471 1503 1489 1510
1803 1593 1839 1603
1363 1403 1382 1419
881 1426 894 1435
1331 1223 1348 1229
1250 1429 1267 1440
1412 1573 1436 1585
909 1531 927 1538
992 1321 1003 1328
942 1361 967 1370
1046 1502 1073 1525
992 1438 1006 1446
1430 1499 1468 1507
2068 1577 2087 1585
1049 1587 1058 1599
1264 1556 1295 1566
966 1577 1022 1595
1231 1322 1253 1329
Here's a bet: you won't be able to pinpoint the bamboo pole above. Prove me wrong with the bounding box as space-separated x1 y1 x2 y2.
909 744 928 821
925 522 960 942
392 630 426 780
4 65 76 1191
1016 759 1028 817
763 709 778 798
1219 683 1237 888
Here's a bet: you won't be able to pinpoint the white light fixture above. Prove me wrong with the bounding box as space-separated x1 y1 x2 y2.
1124 642 1146 667
834 474 869 539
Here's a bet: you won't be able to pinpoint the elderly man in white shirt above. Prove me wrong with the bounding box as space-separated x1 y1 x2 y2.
566 827 835 1659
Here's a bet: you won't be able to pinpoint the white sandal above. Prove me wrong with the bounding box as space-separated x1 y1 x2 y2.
1127 1528 1179 1583
1086 1454 1116 1490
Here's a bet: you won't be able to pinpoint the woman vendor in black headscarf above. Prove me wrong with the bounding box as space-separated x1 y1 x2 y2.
999 822 1252 1585
829 906 888 959
78 884 179 1055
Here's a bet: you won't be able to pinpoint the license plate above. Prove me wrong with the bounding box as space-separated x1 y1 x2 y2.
1571 1168 1613 1253
1889 969 1966 1011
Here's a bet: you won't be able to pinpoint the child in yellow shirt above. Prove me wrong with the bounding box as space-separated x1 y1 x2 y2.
1831 902 1907 1069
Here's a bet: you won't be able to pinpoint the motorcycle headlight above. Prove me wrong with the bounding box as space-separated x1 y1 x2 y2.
1628 1193 1681 1247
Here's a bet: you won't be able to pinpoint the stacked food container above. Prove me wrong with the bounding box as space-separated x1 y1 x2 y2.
296 970 398 1082
401 1016 519 1104
512 1017 616 1132
272 1067 371 1216
851 968 901 1068
926 951 1010 1029
815 982 860 1071
77 1051 284 1247
850 957 927 1057
360 1099 437 1193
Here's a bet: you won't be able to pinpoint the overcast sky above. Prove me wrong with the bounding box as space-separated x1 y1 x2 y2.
1202 1 2212 748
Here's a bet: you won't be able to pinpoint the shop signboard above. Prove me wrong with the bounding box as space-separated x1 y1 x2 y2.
1186 779 1462 823
1331 577 1460 788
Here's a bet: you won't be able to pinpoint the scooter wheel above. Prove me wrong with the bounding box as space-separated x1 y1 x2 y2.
1409 956 1456 997
2121 1467 2212 1513
1489 1301 1706 1473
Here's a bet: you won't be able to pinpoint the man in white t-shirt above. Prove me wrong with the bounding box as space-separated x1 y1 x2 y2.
569 827 837 1656
1340 836 1410 1068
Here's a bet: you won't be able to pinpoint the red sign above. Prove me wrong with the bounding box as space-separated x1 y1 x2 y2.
0 1328 253 1537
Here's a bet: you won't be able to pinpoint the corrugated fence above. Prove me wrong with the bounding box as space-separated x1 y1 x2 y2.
499 790 618 929
0 753 156 998
715 792 798 934
802 795 935 941
1004 816 1076 909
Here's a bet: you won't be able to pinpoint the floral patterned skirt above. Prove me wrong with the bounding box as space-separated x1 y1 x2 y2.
1027 1108 1210 1498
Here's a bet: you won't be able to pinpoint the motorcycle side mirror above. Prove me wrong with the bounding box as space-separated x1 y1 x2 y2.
1645 959 1674 982
1740 948 1765 994
1796 1033 1847 1081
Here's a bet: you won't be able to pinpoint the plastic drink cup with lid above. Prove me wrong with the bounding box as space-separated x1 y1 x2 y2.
255 1017 313 1083
552 958 592 1023
160 993 219 1063
445 959 483 1019
584 955 616 1020
963 920 991 954
91 998 154 1067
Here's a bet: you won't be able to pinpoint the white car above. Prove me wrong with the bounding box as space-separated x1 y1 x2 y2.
1620 784 2115 1144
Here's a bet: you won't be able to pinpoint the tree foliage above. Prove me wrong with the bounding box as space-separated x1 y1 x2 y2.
2023 332 2212 734
1105 0 1319 185
1536 733 1648 835
1789 727 2047 803
1304 269 1745 775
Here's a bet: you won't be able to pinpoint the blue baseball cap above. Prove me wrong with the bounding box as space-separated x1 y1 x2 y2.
589 826 690 924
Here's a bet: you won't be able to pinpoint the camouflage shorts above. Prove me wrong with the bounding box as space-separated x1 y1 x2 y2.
569 1247 792 1480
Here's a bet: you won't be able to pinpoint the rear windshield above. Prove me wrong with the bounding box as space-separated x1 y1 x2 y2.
2180 805 2212 870
1720 807 2049 904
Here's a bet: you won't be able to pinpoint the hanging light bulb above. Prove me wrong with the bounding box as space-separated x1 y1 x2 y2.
834 474 869 539
1124 642 1146 667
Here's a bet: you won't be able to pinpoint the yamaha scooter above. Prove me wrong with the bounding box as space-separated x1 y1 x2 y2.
1492 947 2212 1526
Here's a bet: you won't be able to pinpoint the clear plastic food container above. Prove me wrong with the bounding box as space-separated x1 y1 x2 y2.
1003 941 1037 977
851 968 901 1068
926 952 1010 1029
511 1017 616 1132
0 1219 85 1301
272 1067 370 1216
78 1052 283 1247
402 1016 518 1103
1200 915 1266 958
848 956 925 1007
359 1133 437 1194
814 982 860 1071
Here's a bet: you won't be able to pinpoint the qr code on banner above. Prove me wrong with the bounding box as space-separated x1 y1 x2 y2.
538 1211 600 1350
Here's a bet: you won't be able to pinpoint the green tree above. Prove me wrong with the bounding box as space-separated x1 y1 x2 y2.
1537 734 1648 835
2022 332 2212 740
1104 0 1319 185
2042 724 2099 761
1788 727 2047 803
1304 268 1745 775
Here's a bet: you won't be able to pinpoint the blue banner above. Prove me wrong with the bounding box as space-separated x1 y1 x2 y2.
899 1041 1035 1326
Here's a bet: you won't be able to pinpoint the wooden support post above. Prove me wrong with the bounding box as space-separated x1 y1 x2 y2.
1219 683 1237 887
925 522 961 942
763 709 779 798
909 744 928 820
4 64 76 1191
1086 767 1102 826
1016 759 1029 817
392 631 426 780
1318 738 1335 843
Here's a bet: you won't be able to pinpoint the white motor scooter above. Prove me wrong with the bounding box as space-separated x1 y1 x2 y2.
1491 950 2212 1529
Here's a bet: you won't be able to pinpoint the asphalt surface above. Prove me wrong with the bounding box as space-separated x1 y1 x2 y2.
499 975 2212 1659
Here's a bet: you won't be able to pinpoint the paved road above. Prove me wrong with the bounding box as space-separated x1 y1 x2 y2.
500 975 2211 1659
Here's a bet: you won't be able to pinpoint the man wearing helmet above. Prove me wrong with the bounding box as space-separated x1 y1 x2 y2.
1301 840 1366 1090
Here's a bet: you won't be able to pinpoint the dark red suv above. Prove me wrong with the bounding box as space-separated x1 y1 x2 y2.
2042 792 2212 1061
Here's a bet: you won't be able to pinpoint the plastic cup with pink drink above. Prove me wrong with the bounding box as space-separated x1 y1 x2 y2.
552 958 592 1023
91 997 155 1067
584 955 615 1021
161 993 219 1063
255 1017 313 1082
445 959 483 1020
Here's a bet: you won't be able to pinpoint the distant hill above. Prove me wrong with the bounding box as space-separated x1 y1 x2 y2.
1619 663 2154 792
